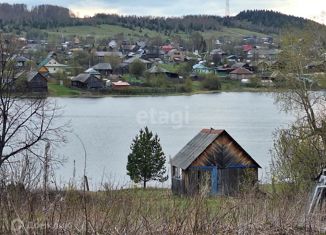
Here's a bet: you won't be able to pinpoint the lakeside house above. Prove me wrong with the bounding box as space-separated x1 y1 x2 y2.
146 65 179 79
38 56 67 74
193 63 213 74
16 71 48 92
26 71 48 92
38 66 50 78
123 56 152 69
171 129 261 196
85 67 101 76
112 81 130 89
92 63 113 77
230 67 254 80
71 73 104 89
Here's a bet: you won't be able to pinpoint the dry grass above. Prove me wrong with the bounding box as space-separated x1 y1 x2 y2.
0 185 325 234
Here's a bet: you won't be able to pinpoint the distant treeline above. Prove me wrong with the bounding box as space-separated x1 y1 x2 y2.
0 3 323 35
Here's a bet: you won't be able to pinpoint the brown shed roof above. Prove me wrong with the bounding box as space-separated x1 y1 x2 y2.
230 67 253 75
171 129 261 170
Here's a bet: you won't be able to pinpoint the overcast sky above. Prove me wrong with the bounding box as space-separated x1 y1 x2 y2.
4 0 326 24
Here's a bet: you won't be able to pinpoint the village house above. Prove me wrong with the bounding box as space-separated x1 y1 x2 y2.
171 129 261 196
13 55 30 69
193 63 213 74
122 56 152 70
231 62 251 70
38 66 50 78
167 49 185 63
26 71 48 92
85 67 101 76
108 40 118 50
142 46 164 60
120 44 138 55
146 65 179 79
15 71 48 93
95 51 124 62
111 81 130 90
92 63 113 77
38 54 68 74
161 44 174 54
230 67 254 80
71 73 104 89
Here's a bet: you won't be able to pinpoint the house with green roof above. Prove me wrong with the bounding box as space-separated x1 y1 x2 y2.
38 57 67 74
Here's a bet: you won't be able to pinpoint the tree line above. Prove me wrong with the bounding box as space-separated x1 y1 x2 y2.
0 3 324 36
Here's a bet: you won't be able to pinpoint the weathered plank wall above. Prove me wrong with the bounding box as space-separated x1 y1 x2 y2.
192 132 256 168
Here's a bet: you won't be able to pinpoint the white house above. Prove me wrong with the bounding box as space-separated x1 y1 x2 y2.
39 57 67 74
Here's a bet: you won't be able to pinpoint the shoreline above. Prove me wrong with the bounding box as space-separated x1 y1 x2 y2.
48 87 282 98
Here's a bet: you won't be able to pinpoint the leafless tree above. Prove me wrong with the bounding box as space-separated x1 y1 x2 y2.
272 29 326 185
0 33 67 177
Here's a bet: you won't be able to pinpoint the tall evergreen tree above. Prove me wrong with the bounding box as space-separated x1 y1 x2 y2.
127 127 168 188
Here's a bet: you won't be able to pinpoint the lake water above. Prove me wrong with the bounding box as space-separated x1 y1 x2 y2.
55 92 294 189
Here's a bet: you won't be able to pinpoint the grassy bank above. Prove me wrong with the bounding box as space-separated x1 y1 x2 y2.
0 185 324 234
48 83 81 96
47 80 277 98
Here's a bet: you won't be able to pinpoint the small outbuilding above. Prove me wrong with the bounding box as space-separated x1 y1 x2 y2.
26 71 48 92
14 71 48 93
171 129 261 196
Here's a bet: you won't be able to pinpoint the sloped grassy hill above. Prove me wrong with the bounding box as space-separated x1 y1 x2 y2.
45 24 269 41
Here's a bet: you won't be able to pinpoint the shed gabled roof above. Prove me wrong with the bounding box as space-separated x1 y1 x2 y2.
230 67 253 75
171 129 261 170
26 71 39 82
92 63 112 71
85 67 100 75
71 73 95 83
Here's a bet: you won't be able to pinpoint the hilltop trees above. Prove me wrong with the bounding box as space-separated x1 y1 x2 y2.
127 127 168 188
1 3 324 36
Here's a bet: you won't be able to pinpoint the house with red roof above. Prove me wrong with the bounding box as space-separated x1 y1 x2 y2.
242 44 253 52
161 45 174 53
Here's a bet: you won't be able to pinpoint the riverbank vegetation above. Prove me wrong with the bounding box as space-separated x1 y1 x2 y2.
0 183 324 234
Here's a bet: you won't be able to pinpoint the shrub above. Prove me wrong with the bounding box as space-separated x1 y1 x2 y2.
202 73 221 90
129 59 146 78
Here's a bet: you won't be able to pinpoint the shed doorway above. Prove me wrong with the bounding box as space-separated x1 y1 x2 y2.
189 166 218 195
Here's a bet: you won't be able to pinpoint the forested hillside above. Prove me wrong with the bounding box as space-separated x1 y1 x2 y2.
0 3 324 36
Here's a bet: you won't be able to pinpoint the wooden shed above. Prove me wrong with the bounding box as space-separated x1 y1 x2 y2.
15 71 48 93
171 129 261 196
26 71 48 93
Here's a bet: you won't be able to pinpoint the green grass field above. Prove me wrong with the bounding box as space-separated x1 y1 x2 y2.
45 24 269 41
46 24 161 40
48 83 81 96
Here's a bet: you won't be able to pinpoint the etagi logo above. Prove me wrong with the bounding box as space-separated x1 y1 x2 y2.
136 106 190 129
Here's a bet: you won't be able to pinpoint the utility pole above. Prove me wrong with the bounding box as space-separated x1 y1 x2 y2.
225 0 230 17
